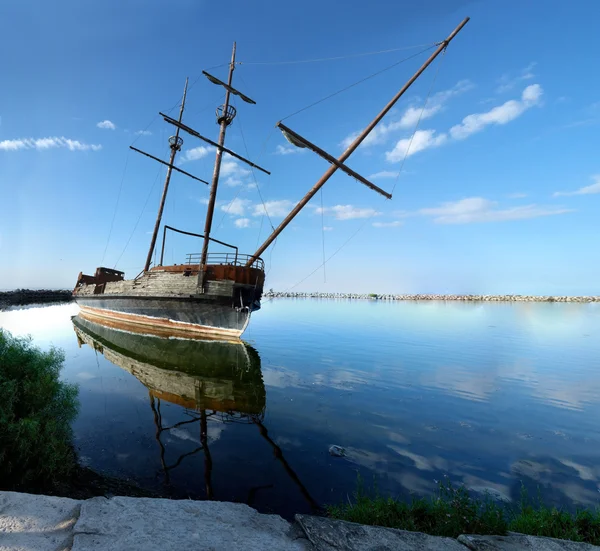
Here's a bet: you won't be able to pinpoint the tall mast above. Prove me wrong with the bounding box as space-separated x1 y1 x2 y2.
200 42 237 268
144 78 189 272
246 17 469 267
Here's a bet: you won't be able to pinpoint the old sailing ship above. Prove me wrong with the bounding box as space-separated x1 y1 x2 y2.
72 18 469 338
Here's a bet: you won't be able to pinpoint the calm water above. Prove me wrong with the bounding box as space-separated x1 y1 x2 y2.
1 299 600 518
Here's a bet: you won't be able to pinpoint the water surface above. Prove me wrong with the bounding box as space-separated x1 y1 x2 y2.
1 299 599 518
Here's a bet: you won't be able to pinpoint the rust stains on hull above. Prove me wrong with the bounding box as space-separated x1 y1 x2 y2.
79 305 244 341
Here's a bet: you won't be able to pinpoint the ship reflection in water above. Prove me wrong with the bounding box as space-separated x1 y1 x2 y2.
71 314 318 511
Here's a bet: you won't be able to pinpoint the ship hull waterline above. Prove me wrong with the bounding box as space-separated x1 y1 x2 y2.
74 295 252 339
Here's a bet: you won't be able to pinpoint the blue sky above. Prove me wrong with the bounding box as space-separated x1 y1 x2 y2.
1 0 598 294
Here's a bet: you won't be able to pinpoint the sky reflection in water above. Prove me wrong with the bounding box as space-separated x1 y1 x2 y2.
1 299 599 518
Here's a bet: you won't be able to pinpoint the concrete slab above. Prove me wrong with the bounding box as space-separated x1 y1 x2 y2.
0 491 81 551
72 496 312 551
296 514 465 550
458 533 600 550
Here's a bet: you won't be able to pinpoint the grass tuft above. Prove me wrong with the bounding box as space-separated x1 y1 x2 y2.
328 476 600 545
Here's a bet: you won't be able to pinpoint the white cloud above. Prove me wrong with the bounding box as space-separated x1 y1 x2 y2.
234 218 251 228
340 80 473 149
384 85 544 161
97 120 116 130
180 146 211 164
496 62 537 93
220 197 250 216
553 175 600 197
418 197 573 224
323 226 333 231
507 192 527 199
220 157 252 187
449 84 543 140
372 220 403 228
135 129 152 136
274 144 304 155
252 200 293 218
0 136 101 152
385 129 447 162
368 170 399 180
198 197 210 205
317 204 381 220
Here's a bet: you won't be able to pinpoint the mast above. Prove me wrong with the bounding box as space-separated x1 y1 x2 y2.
246 17 470 267
200 42 237 269
144 78 189 272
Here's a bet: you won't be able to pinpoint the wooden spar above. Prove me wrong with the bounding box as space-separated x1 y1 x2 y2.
144 78 189 272
246 17 470 267
277 122 391 199
161 113 270 175
200 42 236 270
129 146 209 185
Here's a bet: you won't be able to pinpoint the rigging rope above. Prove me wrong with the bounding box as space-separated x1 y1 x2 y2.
280 44 436 122
390 48 447 195
238 42 440 66
320 188 326 284
101 152 130 266
113 161 165 269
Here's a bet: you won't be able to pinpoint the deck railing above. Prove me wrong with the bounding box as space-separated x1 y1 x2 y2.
185 253 264 271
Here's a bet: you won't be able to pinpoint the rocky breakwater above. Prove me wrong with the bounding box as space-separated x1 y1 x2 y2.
264 291 600 303
0 289 73 308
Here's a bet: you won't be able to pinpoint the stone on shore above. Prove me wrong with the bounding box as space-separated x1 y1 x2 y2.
0 491 81 551
73 496 312 551
458 533 600 550
296 514 465 550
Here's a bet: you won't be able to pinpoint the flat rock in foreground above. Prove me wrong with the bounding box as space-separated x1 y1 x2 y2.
0 491 81 551
296 514 465 550
459 533 600 550
73 496 311 551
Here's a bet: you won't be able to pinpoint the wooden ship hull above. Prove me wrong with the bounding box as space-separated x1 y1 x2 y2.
73 260 265 339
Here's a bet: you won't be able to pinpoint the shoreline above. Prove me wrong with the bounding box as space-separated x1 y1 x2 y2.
0 289 73 309
265 292 600 302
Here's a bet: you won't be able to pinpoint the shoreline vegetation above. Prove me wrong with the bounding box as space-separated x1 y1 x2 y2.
328 478 600 545
266 291 600 302
0 289 73 308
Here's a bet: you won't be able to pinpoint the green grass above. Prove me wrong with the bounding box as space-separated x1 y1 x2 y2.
0 329 79 491
327 476 600 545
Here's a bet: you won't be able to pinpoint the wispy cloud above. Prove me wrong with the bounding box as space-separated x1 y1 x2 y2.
341 80 473 149
507 192 528 199
220 197 251 216
323 226 333 231
0 136 101 152
253 199 293 217
274 144 304 155
135 129 152 136
418 197 572 224
373 220 403 228
317 204 381 220
385 129 447 162
221 158 252 187
385 84 543 161
180 145 211 164
553 175 600 197
234 218 251 228
97 120 116 130
496 62 536 93
368 170 399 180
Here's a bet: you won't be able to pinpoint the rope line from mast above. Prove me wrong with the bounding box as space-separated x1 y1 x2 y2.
113 161 165 270
391 48 447 195
237 42 441 66
320 188 326 284
280 45 436 122
100 151 130 266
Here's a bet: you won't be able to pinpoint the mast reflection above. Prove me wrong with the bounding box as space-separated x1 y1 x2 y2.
71 314 318 510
